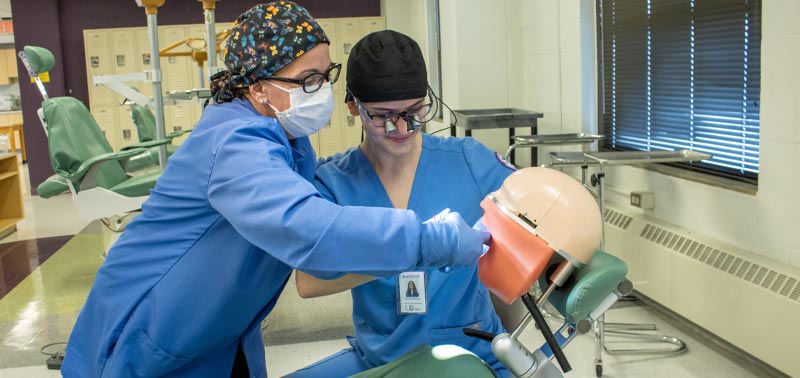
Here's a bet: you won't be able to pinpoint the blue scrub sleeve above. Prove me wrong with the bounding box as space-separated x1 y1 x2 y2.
207 128 449 278
462 138 516 196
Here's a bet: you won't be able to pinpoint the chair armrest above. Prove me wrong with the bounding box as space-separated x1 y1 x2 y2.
166 129 192 139
59 148 148 190
121 138 172 150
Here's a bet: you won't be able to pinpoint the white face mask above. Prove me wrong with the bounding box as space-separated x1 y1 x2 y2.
266 81 335 138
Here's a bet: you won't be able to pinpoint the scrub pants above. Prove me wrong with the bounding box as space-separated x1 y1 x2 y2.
285 348 370 378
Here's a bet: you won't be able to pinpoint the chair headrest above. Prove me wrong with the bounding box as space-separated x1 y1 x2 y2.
23 46 56 75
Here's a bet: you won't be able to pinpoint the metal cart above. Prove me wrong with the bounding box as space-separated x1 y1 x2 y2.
450 108 543 165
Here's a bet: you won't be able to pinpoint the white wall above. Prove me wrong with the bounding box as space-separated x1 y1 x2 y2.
515 0 800 272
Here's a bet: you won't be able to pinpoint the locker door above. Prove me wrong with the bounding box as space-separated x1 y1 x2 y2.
359 18 386 35
169 103 194 145
91 106 120 151
317 99 344 158
317 19 338 65
342 102 363 149
110 29 137 75
84 30 114 107
160 26 192 92
117 105 140 148
336 19 360 96
109 29 138 105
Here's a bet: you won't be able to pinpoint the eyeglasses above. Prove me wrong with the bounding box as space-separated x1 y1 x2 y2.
352 94 436 133
267 63 341 93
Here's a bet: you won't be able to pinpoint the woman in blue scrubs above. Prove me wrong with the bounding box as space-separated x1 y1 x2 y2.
61 4 489 377
289 30 517 377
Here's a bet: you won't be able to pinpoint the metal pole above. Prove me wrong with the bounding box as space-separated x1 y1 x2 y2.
205 8 217 80
202 0 218 82
147 14 168 168
198 66 205 88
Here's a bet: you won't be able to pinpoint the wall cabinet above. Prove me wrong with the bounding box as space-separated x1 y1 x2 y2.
0 48 18 85
0 153 24 239
84 17 385 156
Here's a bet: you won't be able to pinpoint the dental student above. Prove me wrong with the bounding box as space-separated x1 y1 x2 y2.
288 30 516 377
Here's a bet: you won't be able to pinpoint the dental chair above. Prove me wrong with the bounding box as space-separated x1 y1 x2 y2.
351 168 631 378
18 45 167 250
127 87 192 164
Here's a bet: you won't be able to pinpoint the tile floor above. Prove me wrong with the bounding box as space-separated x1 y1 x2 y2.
0 155 790 377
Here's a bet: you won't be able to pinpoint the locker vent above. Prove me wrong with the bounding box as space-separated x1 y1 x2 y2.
639 223 800 304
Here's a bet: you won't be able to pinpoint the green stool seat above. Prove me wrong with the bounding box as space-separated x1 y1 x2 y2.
546 250 628 324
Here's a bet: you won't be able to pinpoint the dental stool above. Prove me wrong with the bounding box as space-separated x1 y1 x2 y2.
348 250 630 378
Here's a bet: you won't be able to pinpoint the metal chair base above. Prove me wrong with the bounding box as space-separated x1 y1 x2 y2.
593 316 687 377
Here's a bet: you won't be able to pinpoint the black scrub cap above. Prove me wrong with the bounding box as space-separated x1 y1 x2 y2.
346 30 428 103
210 1 329 103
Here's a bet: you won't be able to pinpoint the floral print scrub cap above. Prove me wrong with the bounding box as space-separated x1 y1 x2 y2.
210 1 329 103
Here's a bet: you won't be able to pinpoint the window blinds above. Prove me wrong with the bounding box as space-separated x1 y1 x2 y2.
598 0 761 181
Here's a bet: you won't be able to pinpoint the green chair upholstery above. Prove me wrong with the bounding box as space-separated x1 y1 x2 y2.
544 250 628 324
129 102 179 160
36 174 69 199
349 345 496 378
22 46 55 75
129 102 158 143
42 96 160 197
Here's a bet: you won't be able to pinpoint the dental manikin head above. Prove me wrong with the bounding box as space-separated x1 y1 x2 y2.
210 1 339 138
345 30 437 157
478 167 602 304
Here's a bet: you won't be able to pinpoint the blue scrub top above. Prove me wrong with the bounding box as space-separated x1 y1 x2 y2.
314 134 515 370
62 99 441 377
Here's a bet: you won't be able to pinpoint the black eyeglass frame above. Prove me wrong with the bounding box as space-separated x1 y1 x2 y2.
267 63 342 93
351 90 437 129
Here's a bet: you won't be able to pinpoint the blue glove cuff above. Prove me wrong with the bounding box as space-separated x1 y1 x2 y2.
418 220 455 268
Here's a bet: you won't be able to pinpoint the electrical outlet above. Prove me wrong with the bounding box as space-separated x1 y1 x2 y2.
630 191 655 209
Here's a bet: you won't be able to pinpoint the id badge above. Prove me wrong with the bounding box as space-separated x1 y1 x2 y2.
398 271 427 315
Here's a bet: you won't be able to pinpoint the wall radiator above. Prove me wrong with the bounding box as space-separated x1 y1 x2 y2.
602 206 800 377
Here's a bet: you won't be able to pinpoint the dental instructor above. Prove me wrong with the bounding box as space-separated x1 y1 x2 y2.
61 2 487 377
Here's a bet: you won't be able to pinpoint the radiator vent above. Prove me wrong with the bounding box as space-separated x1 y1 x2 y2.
640 223 800 304
604 208 633 230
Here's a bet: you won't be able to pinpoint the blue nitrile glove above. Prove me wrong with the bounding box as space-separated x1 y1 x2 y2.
474 217 492 255
419 208 491 270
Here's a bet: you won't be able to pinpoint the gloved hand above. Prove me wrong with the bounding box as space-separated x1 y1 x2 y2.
418 209 491 270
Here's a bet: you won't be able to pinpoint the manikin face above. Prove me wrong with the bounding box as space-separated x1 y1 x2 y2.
348 97 428 158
